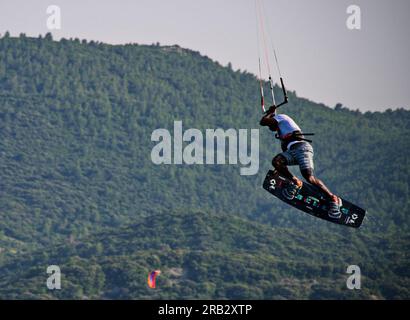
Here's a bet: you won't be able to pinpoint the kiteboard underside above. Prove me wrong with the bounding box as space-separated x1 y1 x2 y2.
263 170 366 228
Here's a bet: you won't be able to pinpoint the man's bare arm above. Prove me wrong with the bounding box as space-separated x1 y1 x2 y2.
259 105 277 127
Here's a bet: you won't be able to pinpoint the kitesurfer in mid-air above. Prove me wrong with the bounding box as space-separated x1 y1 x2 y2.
260 105 341 218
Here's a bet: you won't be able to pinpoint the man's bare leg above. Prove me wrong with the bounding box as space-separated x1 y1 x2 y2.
301 169 334 200
272 155 301 184
272 155 304 201
301 169 341 218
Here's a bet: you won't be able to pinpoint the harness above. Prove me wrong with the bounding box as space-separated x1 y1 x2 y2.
275 130 315 151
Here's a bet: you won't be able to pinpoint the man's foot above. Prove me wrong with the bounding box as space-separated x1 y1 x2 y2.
328 195 342 219
282 179 303 200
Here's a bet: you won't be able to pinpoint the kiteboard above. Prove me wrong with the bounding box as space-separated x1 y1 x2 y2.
263 170 366 228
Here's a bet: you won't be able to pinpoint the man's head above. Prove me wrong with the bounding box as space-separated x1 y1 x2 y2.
268 123 278 132
264 116 279 132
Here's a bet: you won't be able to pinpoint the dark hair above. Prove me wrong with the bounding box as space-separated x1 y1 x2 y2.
268 125 277 132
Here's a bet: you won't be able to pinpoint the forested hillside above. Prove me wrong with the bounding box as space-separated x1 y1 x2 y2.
0 210 408 299
0 33 408 299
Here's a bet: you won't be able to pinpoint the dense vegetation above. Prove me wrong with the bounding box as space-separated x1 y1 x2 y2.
0 33 408 299
0 210 408 299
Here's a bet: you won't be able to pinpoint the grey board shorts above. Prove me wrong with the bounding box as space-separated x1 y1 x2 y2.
279 142 314 171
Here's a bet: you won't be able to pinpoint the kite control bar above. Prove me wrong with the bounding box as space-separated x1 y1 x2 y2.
275 77 288 109
255 0 288 113
261 77 288 114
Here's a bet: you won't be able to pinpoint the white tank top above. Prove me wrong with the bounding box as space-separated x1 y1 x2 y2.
273 114 303 149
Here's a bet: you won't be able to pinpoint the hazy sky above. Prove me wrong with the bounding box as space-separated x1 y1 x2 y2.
1 0 409 111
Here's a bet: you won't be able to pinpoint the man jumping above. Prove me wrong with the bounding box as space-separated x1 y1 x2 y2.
260 105 341 218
